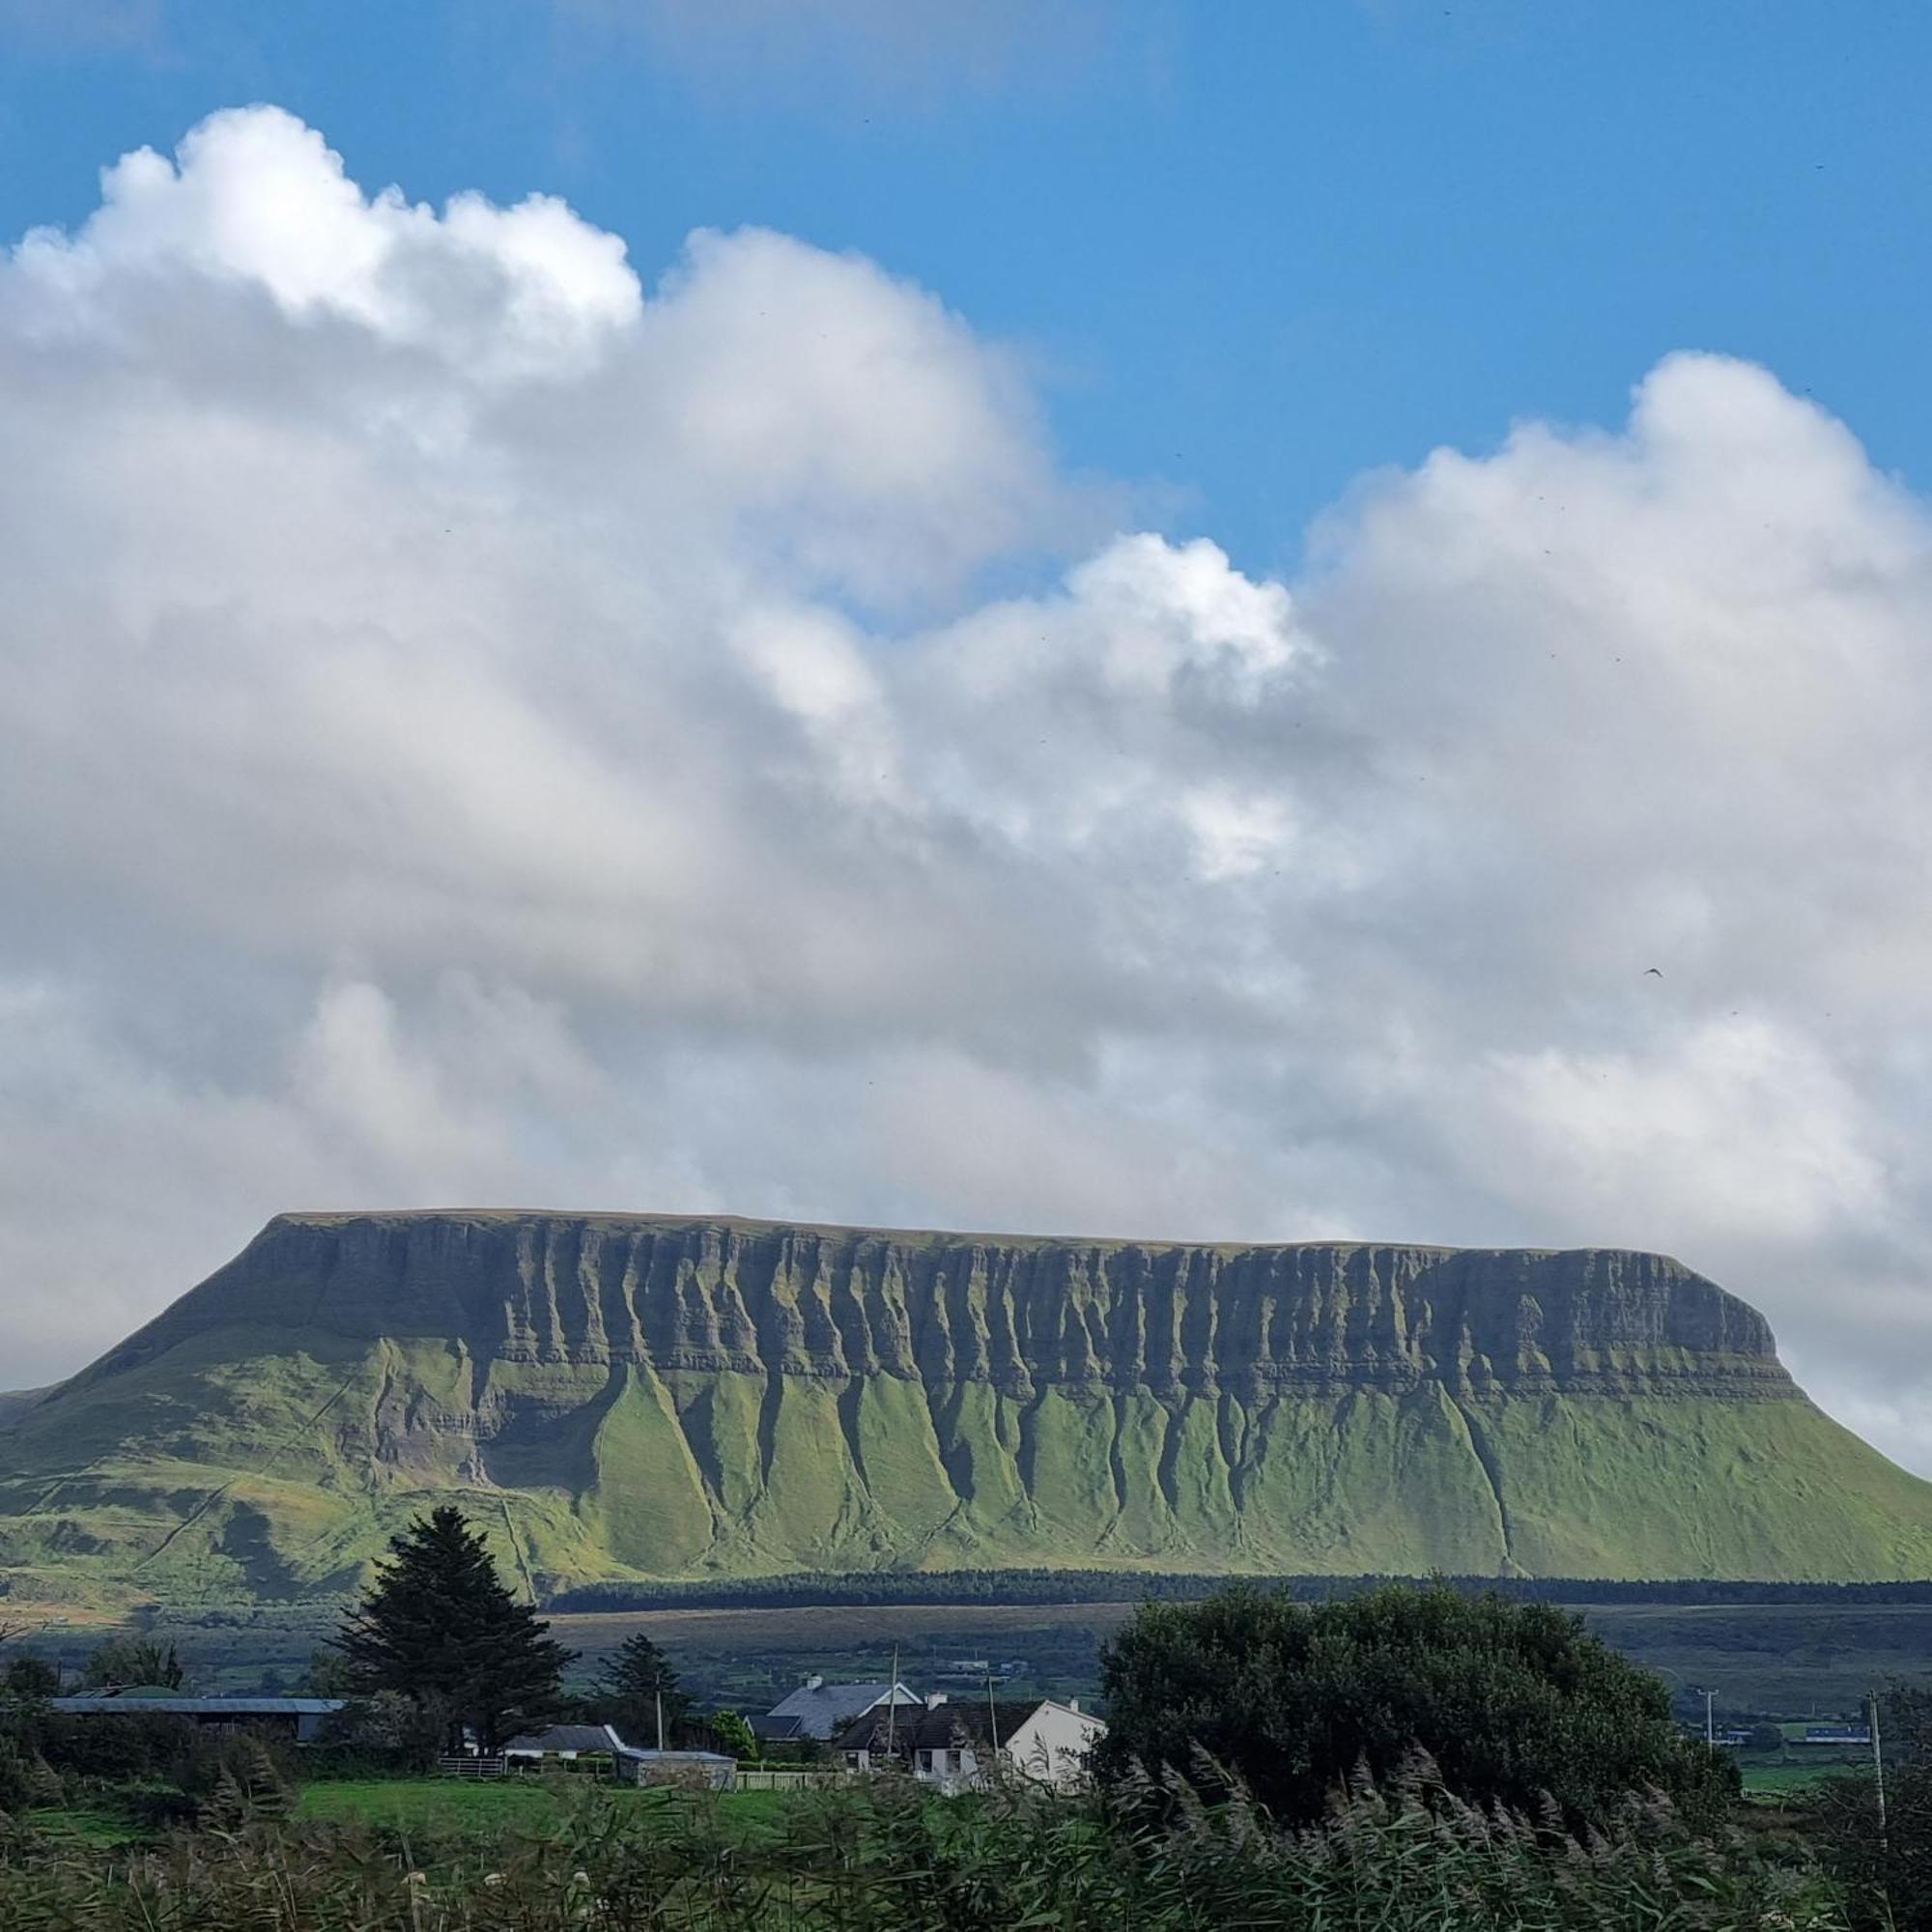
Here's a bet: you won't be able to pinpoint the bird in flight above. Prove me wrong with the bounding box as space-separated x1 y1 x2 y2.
1642 967 1663 978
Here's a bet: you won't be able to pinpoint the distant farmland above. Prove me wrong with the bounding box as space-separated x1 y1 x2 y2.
103 1589 1932 1724
551 1596 1932 1720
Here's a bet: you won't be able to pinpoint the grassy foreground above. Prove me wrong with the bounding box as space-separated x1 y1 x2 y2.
0 1769 1854 1931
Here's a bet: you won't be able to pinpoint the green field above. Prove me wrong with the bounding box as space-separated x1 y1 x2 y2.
24 1778 794 1851
1577 1602 1932 1716
25 1804 146 1846
298 1777 790 1836
1739 1760 1856 1796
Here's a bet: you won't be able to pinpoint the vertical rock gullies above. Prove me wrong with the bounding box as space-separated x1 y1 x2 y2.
84 1210 1795 1404
16 1207 1932 1601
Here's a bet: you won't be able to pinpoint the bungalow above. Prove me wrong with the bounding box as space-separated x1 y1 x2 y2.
835 1695 1105 1794
48 1695 346 1745
500 1723 627 1767
750 1674 923 1744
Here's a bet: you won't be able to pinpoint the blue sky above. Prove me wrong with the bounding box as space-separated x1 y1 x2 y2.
3 0 1925 579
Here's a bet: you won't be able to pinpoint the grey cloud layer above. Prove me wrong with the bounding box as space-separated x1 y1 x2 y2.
4 107 1929 1473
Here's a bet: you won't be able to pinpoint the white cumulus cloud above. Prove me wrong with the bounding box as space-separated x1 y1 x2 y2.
3 108 1932 1481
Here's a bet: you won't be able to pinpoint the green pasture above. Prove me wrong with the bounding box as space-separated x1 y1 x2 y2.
25 1804 145 1847
298 1776 790 1838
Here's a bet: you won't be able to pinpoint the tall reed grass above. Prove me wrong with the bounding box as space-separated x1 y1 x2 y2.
0 1755 1850 1931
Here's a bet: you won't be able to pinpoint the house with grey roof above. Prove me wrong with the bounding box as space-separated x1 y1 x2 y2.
49 1695 346 1744
750 1674 922 1743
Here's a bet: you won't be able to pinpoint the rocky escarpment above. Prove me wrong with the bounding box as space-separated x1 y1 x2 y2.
91 1211 1791 1401
3 1212 1929 1604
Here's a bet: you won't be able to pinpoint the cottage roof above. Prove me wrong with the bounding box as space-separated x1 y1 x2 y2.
50 1696 346 1718
762 1679 920 1741
834 1699 1048 1755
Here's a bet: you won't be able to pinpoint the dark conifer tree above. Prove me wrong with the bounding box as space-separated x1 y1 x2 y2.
333 1506 573 1752
595 1631 691 1747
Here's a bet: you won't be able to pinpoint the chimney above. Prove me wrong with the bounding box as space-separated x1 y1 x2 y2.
805 1674 824 1691
1068 1698 1079 1713
925 1691 949 1709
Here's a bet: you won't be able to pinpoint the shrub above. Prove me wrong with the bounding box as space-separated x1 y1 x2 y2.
1809 1682 1932 1930
1094 1579 1739 1831
0 1737 34 1814
79 1638 185 1691
172 1728 297 1808
1 1658 59 1703
316 1689 452 1773
34 1711 199 1782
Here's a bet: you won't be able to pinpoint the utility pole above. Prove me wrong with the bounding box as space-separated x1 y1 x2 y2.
887 1645 899 1760
1703 1688 1716 1747
655 1688 666 1753
1871 1690 1889 1856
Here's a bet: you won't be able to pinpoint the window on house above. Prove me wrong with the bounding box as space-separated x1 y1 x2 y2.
917 1749 933 1772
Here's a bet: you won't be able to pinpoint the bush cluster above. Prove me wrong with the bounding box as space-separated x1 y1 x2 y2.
1095 1580 1739 1832
0 1702 296 1833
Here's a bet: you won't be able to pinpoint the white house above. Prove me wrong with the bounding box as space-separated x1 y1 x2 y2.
834 1695 1105 1794
989 1699 1107 1792
499 1722 626 1765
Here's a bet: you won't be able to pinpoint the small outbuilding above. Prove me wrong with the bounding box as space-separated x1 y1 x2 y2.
615 1747 737 1791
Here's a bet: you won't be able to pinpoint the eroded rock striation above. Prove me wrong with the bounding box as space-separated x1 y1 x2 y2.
5 1212 1929 1603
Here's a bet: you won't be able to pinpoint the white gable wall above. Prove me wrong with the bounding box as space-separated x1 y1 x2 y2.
1000 1701 1106 1791
905 1700 1106 1794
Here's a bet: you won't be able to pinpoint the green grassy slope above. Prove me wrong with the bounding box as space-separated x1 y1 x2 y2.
0 1389 48 1426
7 1332 1932 1605
6 1213 1932 1605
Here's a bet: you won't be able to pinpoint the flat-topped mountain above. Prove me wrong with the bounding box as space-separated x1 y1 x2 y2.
4 1211 1929 1604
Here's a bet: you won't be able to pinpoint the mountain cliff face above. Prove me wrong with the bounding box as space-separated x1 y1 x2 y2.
4 1211 1929 1604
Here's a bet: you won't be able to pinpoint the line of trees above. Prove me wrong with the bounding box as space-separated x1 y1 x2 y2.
549 1568 1932 1613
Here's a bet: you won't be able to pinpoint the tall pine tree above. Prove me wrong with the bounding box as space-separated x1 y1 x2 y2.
596 1632 691 1747
334 1506 573 1753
